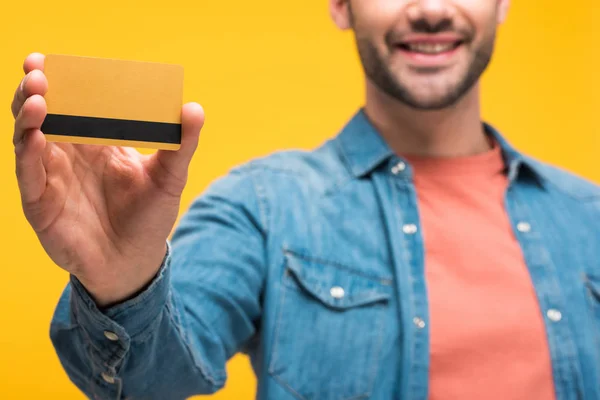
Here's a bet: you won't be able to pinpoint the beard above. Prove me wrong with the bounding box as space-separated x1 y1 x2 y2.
352 17 497 110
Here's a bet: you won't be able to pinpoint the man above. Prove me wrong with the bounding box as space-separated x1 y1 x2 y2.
10 0 600 399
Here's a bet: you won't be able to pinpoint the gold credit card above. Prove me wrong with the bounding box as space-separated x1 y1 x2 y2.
41 54 184 150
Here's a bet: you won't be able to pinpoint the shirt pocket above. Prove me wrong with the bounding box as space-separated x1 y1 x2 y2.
585 274 600 349
268 250 393 400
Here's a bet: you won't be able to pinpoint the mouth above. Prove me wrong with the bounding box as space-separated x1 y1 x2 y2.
398 41 463 55
393 35 466 67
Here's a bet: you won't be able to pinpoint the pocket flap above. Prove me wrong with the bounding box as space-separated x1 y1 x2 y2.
586 273 600 301
283 250 392 310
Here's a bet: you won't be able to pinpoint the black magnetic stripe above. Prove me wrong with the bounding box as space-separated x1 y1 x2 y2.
41 114 181 144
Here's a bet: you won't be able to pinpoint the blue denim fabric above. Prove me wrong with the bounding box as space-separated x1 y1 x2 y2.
50 109 600 399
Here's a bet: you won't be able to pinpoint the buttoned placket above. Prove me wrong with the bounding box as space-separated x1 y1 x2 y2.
372 158 430 400
504 174 583 400
92 327 128 399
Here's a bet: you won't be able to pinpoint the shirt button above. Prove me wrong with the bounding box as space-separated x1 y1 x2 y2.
413 317 426 329
517 222 531 233
103 331 119 341
547 309 562 322
101 372 115 384
330 286 345 299
391 162 406 175
403 224 418 234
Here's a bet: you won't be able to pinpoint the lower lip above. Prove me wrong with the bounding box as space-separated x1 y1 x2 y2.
396 44 462 67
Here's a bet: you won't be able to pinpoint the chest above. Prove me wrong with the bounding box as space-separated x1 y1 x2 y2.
260 177 600 400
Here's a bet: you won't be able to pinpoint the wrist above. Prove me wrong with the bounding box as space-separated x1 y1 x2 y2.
77 244 168 308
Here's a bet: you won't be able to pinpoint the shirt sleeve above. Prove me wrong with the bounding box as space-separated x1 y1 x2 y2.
49 165 268 400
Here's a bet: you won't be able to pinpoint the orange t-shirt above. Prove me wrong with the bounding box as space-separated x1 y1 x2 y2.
403 143 556 400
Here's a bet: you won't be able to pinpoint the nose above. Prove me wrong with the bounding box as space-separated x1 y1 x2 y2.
406 0 453 26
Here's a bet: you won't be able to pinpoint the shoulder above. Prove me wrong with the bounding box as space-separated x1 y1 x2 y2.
192 137 350 226
228 137 352 196
524 156 600 201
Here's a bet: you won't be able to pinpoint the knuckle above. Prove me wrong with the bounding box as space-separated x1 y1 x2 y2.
17 99 29 119
12 82 28 117
20 73 30 95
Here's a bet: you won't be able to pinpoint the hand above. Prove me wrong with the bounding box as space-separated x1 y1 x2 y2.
12 53 205 307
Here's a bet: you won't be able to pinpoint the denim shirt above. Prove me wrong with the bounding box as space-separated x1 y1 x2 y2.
50 109 600 400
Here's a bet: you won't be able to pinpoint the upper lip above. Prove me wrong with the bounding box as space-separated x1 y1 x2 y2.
398 33 465 45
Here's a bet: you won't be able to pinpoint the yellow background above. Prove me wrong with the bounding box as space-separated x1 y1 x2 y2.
0 0 598 399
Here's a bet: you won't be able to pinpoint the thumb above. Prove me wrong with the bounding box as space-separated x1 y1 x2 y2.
146 102 205 193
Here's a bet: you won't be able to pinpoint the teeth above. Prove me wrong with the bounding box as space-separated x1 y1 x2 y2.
407 43 455 54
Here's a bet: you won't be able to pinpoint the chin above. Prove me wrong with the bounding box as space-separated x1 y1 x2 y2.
386 85 466 110
403 98 461 111
390 73 473 110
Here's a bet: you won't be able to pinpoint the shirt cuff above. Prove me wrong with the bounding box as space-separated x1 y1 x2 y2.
69 241 172 355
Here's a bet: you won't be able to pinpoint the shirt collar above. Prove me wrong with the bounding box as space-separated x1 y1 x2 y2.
335 109 394 178
335 108 545 185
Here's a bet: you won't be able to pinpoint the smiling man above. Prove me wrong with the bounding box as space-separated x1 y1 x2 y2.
10 0 600 399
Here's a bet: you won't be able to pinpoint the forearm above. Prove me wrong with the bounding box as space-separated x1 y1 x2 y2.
49 167 267 399
49 246 225 400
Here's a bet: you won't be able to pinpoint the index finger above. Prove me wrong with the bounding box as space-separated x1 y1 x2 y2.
23 53 45 74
